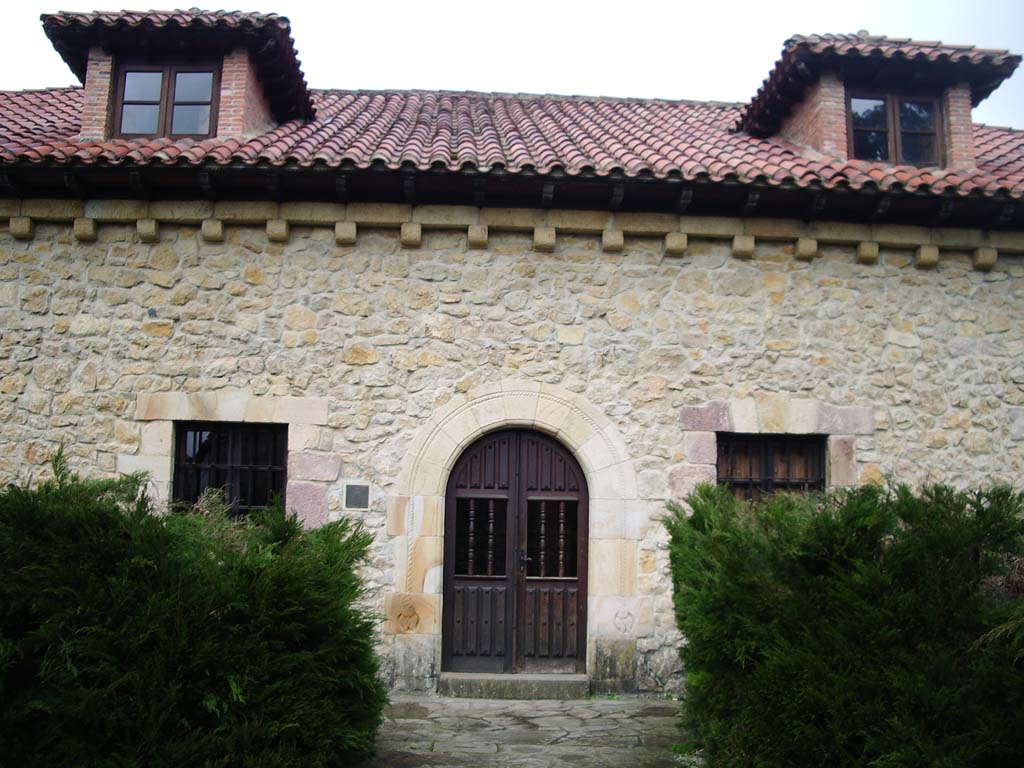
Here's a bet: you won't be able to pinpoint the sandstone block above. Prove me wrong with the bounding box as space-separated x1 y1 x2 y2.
533 226 556 252
680 400 731 431
73 217 97 242
85 199 148 221
200 219 224 242
9 216 33 240
732 234 756 259
342 343 380 365
794 237 818 260
280 201 345 225
400 222 422 248
406 535 443 593
816 404 874 435
116 453 172 482
141 319 174 338
140 421 172 455
0 199 20 217
989 231 1024 252
467 224 488 248
214 200 279 223
856 241 880 264
828 435 857 486
809 221 872 243
385 592 440 634
136 218 159 243
557 325 585 345
287 480 328 528
386 495 409 536
289 452 342 482
547 209 609 233
745 219 806 239
266 219 290 243
149 200 213 223
270 396 330 425
616 212 678 235
681 216 741 237
479 207 546 230
972 247 998 271
412 205 479 227
873 223 930 247
283 304 317 330
668 462 717 498
347 202 412 225
915 244 940 269
334 220 357 245
590 539 637 596
21 199 84 220
602 229 625 253
683 431 717 464
663 232 688 255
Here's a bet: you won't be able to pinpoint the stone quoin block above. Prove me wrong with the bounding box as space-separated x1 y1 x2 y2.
73 217 97 242
856 241 880 264
663 232 688 255
467 224 488 249
972 247 998 271
400 222 422 248
731 234 756 259
200 219 225 243
136 218 159 243
334 221 357 245
266 219 290 243
9 216 33 239
533 226 556 252
794 237 818 260
602 229 625 253
915 244 940 269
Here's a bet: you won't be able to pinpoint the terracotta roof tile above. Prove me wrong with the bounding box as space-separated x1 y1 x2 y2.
0 87 1021 200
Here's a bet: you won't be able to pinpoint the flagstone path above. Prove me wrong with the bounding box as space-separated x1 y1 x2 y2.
368 695 682 767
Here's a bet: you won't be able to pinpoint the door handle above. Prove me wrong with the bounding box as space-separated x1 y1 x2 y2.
518 549 532 572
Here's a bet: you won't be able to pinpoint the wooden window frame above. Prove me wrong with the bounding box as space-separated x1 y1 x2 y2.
716 433 826 501
847 92 944 167
113 61 221 140
172 421 287 516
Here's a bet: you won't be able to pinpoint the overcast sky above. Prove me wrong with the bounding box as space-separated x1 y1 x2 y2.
3 0 1023 128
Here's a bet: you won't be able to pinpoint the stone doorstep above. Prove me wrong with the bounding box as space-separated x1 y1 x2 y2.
438 672 590 700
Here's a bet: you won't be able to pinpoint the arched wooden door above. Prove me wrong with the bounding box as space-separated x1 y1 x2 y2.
442 429 588 674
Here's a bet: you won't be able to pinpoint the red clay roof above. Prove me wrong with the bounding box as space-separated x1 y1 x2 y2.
0 86 1022 200
786 33 1020 69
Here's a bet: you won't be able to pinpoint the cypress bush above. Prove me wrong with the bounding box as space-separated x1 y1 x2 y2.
0 454 387 767
666 483 1024 768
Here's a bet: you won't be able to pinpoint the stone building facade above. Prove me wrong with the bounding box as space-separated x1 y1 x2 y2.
1 11 1023 693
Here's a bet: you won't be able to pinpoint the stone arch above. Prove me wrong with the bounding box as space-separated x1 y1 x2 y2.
396 379 636 503
386 380 649 690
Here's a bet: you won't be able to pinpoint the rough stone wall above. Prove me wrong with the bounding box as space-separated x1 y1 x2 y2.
2 220 1023 691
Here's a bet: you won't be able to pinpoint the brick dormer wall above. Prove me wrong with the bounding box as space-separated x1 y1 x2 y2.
218 48 274 138
943 83 977 170
778 72 848 158
75 46 275 142
78 47 114 142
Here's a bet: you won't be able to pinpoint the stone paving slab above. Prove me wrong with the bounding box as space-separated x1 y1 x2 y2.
366 695 682 767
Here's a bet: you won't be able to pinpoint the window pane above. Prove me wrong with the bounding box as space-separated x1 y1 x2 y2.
853 130 889 161
851 97 887 129
171 104 211 135
900 100 935 132
120 103 160 134
901 133 937 166
174 71 213 102
124 71 163 101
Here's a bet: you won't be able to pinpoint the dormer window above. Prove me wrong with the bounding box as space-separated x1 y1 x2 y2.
849 94 940 166
115 64 220 139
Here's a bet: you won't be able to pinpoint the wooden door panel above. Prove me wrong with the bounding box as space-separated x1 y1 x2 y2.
442 429 587 674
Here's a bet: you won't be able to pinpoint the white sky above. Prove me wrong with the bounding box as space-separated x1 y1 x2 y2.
2 0 1022 128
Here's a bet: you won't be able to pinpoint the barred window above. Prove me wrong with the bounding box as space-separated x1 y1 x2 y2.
716 433 825 501
173 422 287 516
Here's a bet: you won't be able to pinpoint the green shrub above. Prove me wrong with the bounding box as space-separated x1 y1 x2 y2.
0 455 386 767
666 483 1024 768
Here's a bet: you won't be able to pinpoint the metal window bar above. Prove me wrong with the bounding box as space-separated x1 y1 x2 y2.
717 434 825 500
